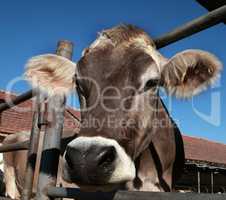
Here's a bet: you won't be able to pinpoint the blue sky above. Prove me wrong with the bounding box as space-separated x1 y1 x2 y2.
0 0 225 143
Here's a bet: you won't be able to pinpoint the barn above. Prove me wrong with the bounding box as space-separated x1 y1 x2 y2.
0 90 225 194
176 136 226 193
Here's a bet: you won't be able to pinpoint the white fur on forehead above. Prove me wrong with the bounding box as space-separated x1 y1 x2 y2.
85 26 154 53
25 54 76 96
162 49 222 98
82 33 114 56
86 34 167 73
90 34 114 49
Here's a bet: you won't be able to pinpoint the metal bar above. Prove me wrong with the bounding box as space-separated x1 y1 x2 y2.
0 90 36 113
47 187 114 200
0 140 29 152
65 108 81 122
211 171 214 194
154 5 226 48
46 187 226 200
21 93 43 200
38 98 48 127
36 95 66 200
198 170 201 193
0 133 76 153
0 197 17 200
36 41 73 200
196 0 226 24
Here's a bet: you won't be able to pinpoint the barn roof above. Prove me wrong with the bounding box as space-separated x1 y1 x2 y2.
183 135 226 168
0 90 226 167
0 90 80 138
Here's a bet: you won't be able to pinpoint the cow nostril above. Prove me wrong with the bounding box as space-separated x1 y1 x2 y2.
65 146 81 169
97 146 116 166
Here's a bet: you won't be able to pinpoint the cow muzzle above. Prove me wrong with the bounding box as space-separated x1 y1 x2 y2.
62 136 135 187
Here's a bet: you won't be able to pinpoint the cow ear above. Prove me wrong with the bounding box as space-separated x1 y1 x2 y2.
25 54 76 96
160 50 222 98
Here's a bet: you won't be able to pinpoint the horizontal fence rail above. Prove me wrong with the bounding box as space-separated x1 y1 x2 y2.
0 140 29 152
46 187 226 200
154 5 226 48
0 133 77 153
0 6 226 200
0 90 35 113
0 197 16 200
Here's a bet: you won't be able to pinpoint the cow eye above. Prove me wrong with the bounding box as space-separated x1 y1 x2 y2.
144 79 159 92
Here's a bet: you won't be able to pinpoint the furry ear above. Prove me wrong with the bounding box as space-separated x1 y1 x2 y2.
160 50 222 98
25 54 76 96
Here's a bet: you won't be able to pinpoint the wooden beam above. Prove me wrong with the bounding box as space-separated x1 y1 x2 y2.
196 0 226 24
47 187 226 200
21 93 43 200
35 40 73 200
0 140 29 152
0 90 35 113
154 5 226 48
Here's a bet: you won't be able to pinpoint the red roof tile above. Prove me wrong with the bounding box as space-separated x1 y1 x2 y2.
183 135 226 166
0 90 80 135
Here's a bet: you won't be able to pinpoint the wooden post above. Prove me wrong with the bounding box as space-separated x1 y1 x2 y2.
21 92 42 200
35 40 73 200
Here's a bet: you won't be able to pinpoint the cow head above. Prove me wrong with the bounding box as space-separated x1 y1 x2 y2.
25 25 222 190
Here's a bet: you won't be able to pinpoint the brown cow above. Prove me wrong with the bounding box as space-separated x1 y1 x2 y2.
3 132 29 199
4 25 222 197
3 130 77 199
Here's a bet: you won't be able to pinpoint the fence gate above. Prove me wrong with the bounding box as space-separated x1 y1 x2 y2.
0 5 226 200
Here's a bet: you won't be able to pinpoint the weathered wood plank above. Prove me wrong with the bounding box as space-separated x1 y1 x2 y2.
47 187 226 200
154 5 226 48
35 41 73 200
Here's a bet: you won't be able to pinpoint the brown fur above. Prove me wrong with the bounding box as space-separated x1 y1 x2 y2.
161 50 222 98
